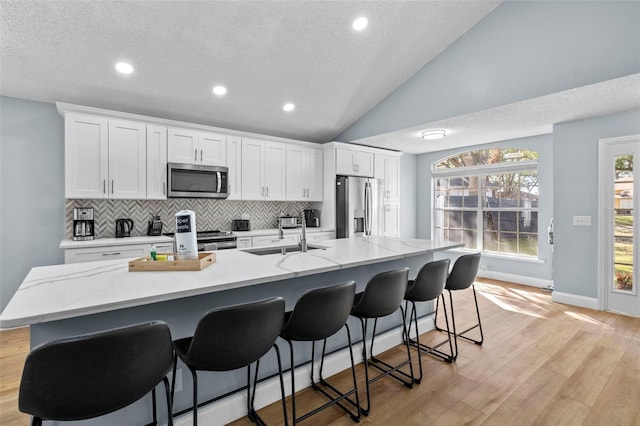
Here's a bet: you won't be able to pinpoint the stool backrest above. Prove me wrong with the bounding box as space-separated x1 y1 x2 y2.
187 297 285 370
282 281 356 341
352 267 409 318
19 321 173 421
446 253 481 291
406 259 451 301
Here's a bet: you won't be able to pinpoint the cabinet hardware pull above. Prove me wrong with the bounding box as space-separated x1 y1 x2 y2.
103 180 106 194
194 149 198 162
200 149 203 162
111 180 114 194
102 252 121 256
163 182 165 195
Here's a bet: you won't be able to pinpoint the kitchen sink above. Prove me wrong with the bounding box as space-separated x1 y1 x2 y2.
241 244 325 256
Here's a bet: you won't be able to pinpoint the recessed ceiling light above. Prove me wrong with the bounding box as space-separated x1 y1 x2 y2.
421 129 447 140
115 62 134 75
212 86 227 96
283 103 295 112
352 17 368 31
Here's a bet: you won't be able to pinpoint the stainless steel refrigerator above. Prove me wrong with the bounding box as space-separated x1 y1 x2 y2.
336 175 379 238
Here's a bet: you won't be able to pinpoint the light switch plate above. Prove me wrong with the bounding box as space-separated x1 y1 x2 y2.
573 215 592 226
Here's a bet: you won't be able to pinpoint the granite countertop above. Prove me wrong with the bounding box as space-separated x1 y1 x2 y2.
1 237 461 328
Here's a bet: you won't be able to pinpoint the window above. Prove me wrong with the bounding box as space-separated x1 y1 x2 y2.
433 148 539 257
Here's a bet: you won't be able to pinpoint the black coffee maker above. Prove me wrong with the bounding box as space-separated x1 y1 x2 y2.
73 207 95 241
303 209 320 227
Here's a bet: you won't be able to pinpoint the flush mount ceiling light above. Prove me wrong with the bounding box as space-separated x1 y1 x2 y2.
212 85 227 96
421 129 447 140
283 103 295 112
352 16 368 31
115 62 134 75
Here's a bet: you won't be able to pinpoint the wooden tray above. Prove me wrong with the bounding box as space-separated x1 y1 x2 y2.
129 252 216 272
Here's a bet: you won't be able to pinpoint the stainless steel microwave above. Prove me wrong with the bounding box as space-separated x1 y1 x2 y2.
167 162 229 198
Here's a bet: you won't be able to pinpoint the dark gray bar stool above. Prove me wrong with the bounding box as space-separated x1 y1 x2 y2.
404 258 453 381
171 297 287 426
279 281 360 425
19 321 174 426
350 267 412 416
434 252 483 361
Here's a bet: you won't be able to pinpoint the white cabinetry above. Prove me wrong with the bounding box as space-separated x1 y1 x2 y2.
226 135 242 200
375 154 400 202
306 231 335 242
252 234 297 247
64 114 109 198
146 125 167 199
380 204 400 237
286 145 323 201
241 138 286 200
64 242 174 264
236 237 252 248
336 147 374 177
168 128 226 166
64 115 147 199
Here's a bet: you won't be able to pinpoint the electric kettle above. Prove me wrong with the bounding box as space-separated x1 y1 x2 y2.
115 219 134 238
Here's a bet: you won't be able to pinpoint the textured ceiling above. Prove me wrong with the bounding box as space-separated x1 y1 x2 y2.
351 74 640 154
0 0 501 143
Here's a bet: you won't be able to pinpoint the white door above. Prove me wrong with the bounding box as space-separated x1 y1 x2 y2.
264 141 286 200
64 114 109 198
241 138 265 199
599 135 640 316
146 125 167 199
286 145 305 200
306 148 324 201
198 132 226 165
108 120 147 199
167 128 199 164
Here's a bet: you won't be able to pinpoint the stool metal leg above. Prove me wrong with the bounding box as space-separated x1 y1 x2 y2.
163 376 174 426
406 295 455 366
435 286 483 361
368 308 415 387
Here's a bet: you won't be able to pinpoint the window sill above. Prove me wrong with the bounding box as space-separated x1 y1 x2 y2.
445 247 546 264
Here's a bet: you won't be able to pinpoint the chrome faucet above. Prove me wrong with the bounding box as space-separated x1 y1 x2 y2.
298 212 307 252
278 219 284 239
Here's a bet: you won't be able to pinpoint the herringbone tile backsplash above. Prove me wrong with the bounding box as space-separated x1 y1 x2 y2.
66 199 314 239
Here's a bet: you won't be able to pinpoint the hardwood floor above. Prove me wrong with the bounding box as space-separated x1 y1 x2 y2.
2 279 639 425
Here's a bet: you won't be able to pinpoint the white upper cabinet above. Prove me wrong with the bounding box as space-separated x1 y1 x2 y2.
375 154 400 202
65 114 109 198
335 147 374 177
64 115 146 199
108 120 147 199
241 138 286 200
146 125 167 199
226 135 242 200
286 145 323 201
167 128 226 165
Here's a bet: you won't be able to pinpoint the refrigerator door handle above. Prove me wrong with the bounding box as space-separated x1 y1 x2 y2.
364 181 372 236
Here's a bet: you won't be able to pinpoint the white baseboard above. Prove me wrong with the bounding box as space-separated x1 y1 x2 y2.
551 291 599 310
476 270 553 289
174 315 434 425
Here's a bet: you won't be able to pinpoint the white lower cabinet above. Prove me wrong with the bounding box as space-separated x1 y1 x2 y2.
306 231 335 242
236 237 252 248
64 242 174 264
252 234 297 247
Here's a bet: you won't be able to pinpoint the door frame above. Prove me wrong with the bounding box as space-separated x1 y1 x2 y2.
598 134 640 314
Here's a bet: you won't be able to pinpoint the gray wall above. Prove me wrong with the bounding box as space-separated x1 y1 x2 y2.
1 96 65 313
553 109 640 298
417 134 553 281
337 0 640 141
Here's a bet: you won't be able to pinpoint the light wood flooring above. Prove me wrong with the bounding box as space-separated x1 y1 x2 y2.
2 279 640 425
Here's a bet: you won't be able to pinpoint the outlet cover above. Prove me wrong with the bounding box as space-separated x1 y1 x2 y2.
573 216 592 226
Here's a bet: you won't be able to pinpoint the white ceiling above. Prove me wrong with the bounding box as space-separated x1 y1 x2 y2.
0 0 501 144
351 73 640 154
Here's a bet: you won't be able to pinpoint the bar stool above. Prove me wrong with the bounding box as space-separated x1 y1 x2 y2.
171 297 287 426
350 267 412 416
403 258 453 381
434 252 483 361
279 281 360 425
19 321 174 426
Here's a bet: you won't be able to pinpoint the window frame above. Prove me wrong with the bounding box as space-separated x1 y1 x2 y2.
432 158 539 258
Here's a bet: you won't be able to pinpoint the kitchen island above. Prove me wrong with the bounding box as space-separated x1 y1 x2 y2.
1 237 461 425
